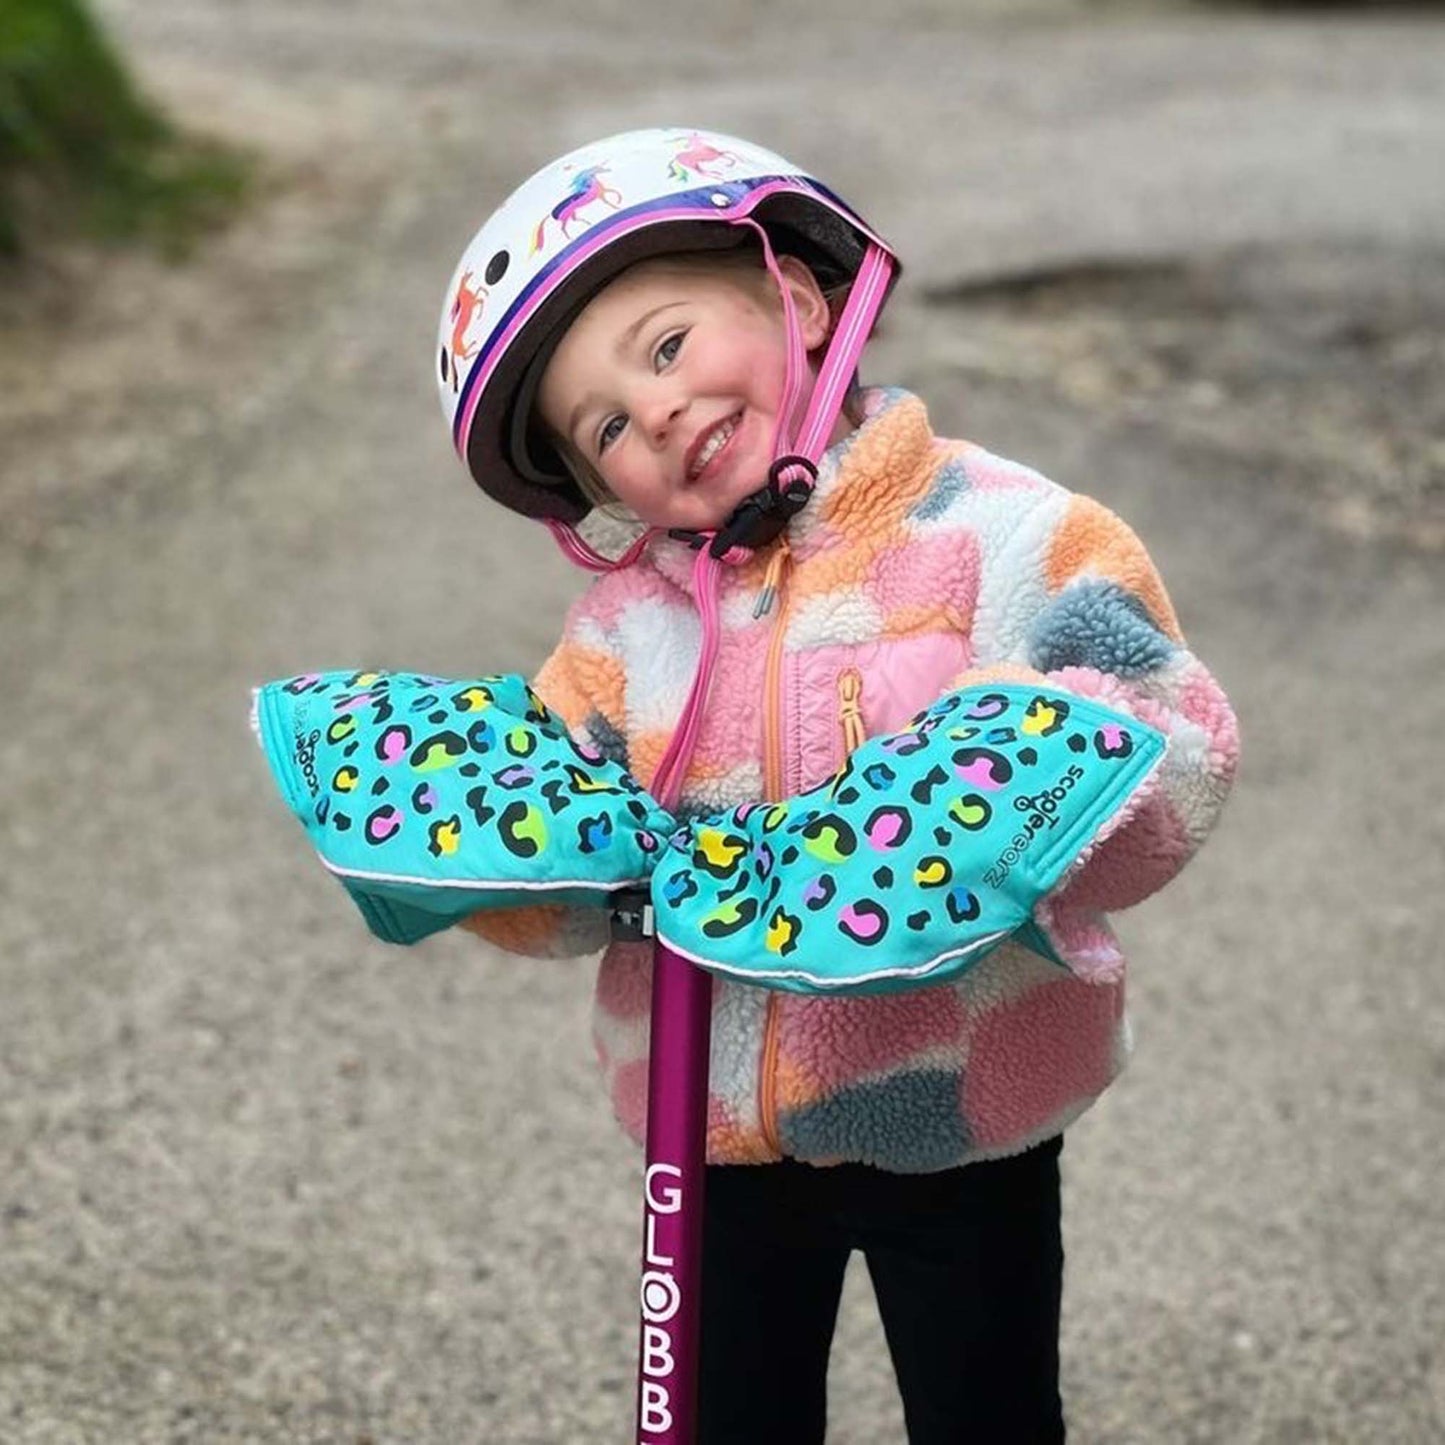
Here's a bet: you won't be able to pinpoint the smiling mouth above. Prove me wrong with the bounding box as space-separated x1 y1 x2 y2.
686 412 742 481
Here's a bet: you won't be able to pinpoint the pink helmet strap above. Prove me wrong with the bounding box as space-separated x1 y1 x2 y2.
745 220 809 479
798 242 894 458
649 543 722 809
541 517 657 573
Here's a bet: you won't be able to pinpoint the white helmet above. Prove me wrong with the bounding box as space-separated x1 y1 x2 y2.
436 128 898 528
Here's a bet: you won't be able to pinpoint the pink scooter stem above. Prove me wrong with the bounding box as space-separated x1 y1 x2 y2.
634 940 712 1444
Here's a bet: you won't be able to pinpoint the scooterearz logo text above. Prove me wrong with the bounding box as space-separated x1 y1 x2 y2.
294 723 323 798
983 763 1086 888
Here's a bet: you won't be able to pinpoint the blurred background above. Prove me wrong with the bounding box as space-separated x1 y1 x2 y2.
2 1 1442 1440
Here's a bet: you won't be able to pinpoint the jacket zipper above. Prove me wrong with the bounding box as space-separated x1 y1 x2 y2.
756 536 792 1157
838 667 866 755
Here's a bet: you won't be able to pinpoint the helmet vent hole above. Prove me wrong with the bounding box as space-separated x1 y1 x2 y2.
485 250 510 284
439 346 450 381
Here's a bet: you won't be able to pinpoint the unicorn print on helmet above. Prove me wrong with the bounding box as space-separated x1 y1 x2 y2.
529 162 623 255
666 131 743 183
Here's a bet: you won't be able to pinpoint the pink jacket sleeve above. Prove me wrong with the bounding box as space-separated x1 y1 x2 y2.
952 490 1240 914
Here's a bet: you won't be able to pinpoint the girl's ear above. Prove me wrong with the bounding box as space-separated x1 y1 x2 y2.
774 254 832 350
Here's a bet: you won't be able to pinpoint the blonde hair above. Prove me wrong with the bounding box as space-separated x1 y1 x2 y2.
556 437 625 516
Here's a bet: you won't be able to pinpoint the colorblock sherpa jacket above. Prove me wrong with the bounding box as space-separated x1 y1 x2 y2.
464 387 1239 1172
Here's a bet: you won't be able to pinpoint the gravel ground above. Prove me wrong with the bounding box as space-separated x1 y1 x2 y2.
2 3 1443 1441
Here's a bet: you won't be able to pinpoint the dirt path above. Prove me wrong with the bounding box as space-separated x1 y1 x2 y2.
3 4 1443 1441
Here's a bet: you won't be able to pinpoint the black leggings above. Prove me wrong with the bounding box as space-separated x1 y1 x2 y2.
696 1137 1065 1445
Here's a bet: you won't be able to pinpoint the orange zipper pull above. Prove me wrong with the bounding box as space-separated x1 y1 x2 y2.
838 667 866 753
753 536 790 619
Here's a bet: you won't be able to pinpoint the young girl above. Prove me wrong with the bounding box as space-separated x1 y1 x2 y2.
437 129 1239 1444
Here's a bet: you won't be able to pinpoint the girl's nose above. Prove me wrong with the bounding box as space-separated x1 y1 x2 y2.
640 385 687 445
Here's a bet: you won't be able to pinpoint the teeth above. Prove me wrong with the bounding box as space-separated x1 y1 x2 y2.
691 418 736 477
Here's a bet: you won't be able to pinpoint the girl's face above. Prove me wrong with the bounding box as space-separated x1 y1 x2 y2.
536 254 834 532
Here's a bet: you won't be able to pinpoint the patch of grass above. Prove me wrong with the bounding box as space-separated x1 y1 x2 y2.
0 0 252 259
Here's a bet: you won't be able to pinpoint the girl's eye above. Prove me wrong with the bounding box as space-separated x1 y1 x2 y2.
597 414 627 453
653 331 685 370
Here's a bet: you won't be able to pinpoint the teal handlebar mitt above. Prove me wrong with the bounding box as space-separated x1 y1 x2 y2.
251 670 677 944
651 685 1166 996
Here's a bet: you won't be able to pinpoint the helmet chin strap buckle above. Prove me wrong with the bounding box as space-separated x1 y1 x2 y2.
669 455 818 559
